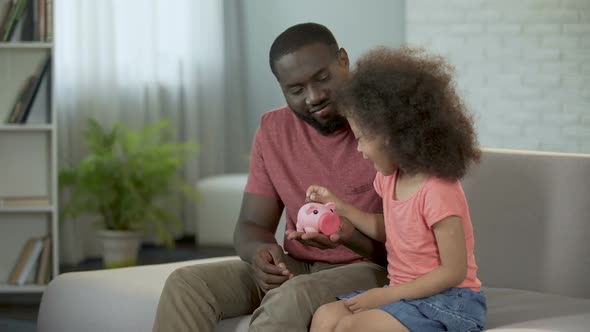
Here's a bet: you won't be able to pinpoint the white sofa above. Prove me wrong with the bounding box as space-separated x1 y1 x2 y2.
37 148 590 331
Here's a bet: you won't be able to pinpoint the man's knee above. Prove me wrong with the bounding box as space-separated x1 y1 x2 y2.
162 266 194 293
161 263 227 302
275 274 319 297
262 273 333 314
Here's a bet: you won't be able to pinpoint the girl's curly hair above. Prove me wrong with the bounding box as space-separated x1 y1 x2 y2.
338 47 480 180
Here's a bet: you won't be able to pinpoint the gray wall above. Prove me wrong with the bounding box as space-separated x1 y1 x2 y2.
240 0 406 140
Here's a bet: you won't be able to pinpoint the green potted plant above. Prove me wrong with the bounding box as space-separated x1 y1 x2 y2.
59 118 198 268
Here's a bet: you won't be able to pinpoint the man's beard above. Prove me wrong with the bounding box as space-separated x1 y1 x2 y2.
292 110 348 135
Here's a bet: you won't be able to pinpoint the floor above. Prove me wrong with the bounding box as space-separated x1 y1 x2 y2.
0 238 235 331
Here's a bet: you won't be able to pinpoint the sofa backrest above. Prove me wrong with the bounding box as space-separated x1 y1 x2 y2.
462 148 590 299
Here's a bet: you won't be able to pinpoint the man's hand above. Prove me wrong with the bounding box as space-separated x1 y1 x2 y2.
344 288 393 314
251 243 293 292
285 215 356 249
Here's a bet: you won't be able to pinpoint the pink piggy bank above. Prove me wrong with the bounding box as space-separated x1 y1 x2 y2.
296 202 341 235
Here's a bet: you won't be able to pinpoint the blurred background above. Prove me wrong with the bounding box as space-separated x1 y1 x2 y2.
55 0 589 264
3 0 589 268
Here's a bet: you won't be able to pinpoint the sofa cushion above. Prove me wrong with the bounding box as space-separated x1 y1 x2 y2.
483 287 590 331
215 287 590 332
38 256 590 332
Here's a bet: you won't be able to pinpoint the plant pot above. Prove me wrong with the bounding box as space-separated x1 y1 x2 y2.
97 230 141 269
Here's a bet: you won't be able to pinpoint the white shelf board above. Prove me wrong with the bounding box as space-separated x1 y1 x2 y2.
0 124 53 132
0 206 55 213
0 284 46 293
0 42 53 49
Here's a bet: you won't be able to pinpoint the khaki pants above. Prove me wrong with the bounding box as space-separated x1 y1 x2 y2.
152 256 388 332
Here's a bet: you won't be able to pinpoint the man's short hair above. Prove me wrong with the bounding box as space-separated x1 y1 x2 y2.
269 22 339 76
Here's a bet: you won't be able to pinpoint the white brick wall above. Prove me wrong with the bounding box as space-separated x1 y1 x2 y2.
407 0 590 153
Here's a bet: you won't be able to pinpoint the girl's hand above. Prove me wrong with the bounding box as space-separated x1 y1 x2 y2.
344 288 393 314
306 185 346 214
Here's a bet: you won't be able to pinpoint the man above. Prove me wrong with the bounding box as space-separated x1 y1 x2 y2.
152 22 388 332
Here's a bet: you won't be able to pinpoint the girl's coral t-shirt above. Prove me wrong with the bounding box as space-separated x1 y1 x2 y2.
374 171 482 291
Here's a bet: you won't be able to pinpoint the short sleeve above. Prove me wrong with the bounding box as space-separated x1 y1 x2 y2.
373 173 384 198
422 179 467 228
244 127 279 198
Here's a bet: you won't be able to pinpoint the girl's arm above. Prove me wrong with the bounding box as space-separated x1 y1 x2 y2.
306 185 386 242
345 216 468 312
339 204 386 243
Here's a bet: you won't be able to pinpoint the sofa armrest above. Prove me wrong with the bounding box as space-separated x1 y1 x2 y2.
37 256 239 332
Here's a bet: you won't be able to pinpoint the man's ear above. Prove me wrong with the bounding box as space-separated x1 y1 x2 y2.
338 48 350 68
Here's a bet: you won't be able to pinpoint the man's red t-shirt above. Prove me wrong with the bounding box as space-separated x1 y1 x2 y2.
245 106 382 263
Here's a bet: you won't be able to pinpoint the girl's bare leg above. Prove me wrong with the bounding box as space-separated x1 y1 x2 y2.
310 300 352 332
334 309 409 332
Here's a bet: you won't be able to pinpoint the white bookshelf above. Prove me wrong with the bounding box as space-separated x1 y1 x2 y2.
0 0 57 294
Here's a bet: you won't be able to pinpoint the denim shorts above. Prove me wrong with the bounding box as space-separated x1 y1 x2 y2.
337 287 487 332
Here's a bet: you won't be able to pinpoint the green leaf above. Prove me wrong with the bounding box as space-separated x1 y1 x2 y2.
59 117 198 245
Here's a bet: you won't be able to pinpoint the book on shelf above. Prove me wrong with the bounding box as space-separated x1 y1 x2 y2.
44 0 50 41
0 0 51 42
36 0 45 41
4 54 51 124
7 236 44 285
0 1 12 39
6 75 35 123
35 236 51 284
0 0 27 41
0 196 50 207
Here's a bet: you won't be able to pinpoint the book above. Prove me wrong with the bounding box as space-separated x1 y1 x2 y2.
18 0 35 41
13 237 44 285
37 0 44 41
17 54 51 123
43 0 50 41
5 54 51 124
35 0 46 41
35 236 51 284
0 1 14 39
7 237 38 284
5 75 34 123
24 67 50 123
1 0 28 41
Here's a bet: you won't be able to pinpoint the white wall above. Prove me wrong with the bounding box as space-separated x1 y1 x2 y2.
407 0 590 153
240 0 406 139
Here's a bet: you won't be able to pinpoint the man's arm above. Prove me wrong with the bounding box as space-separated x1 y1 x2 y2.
234 192 283 262
234 192 293 291
337 217 388 266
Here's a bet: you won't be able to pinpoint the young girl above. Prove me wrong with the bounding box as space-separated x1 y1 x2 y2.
308 47 487 332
